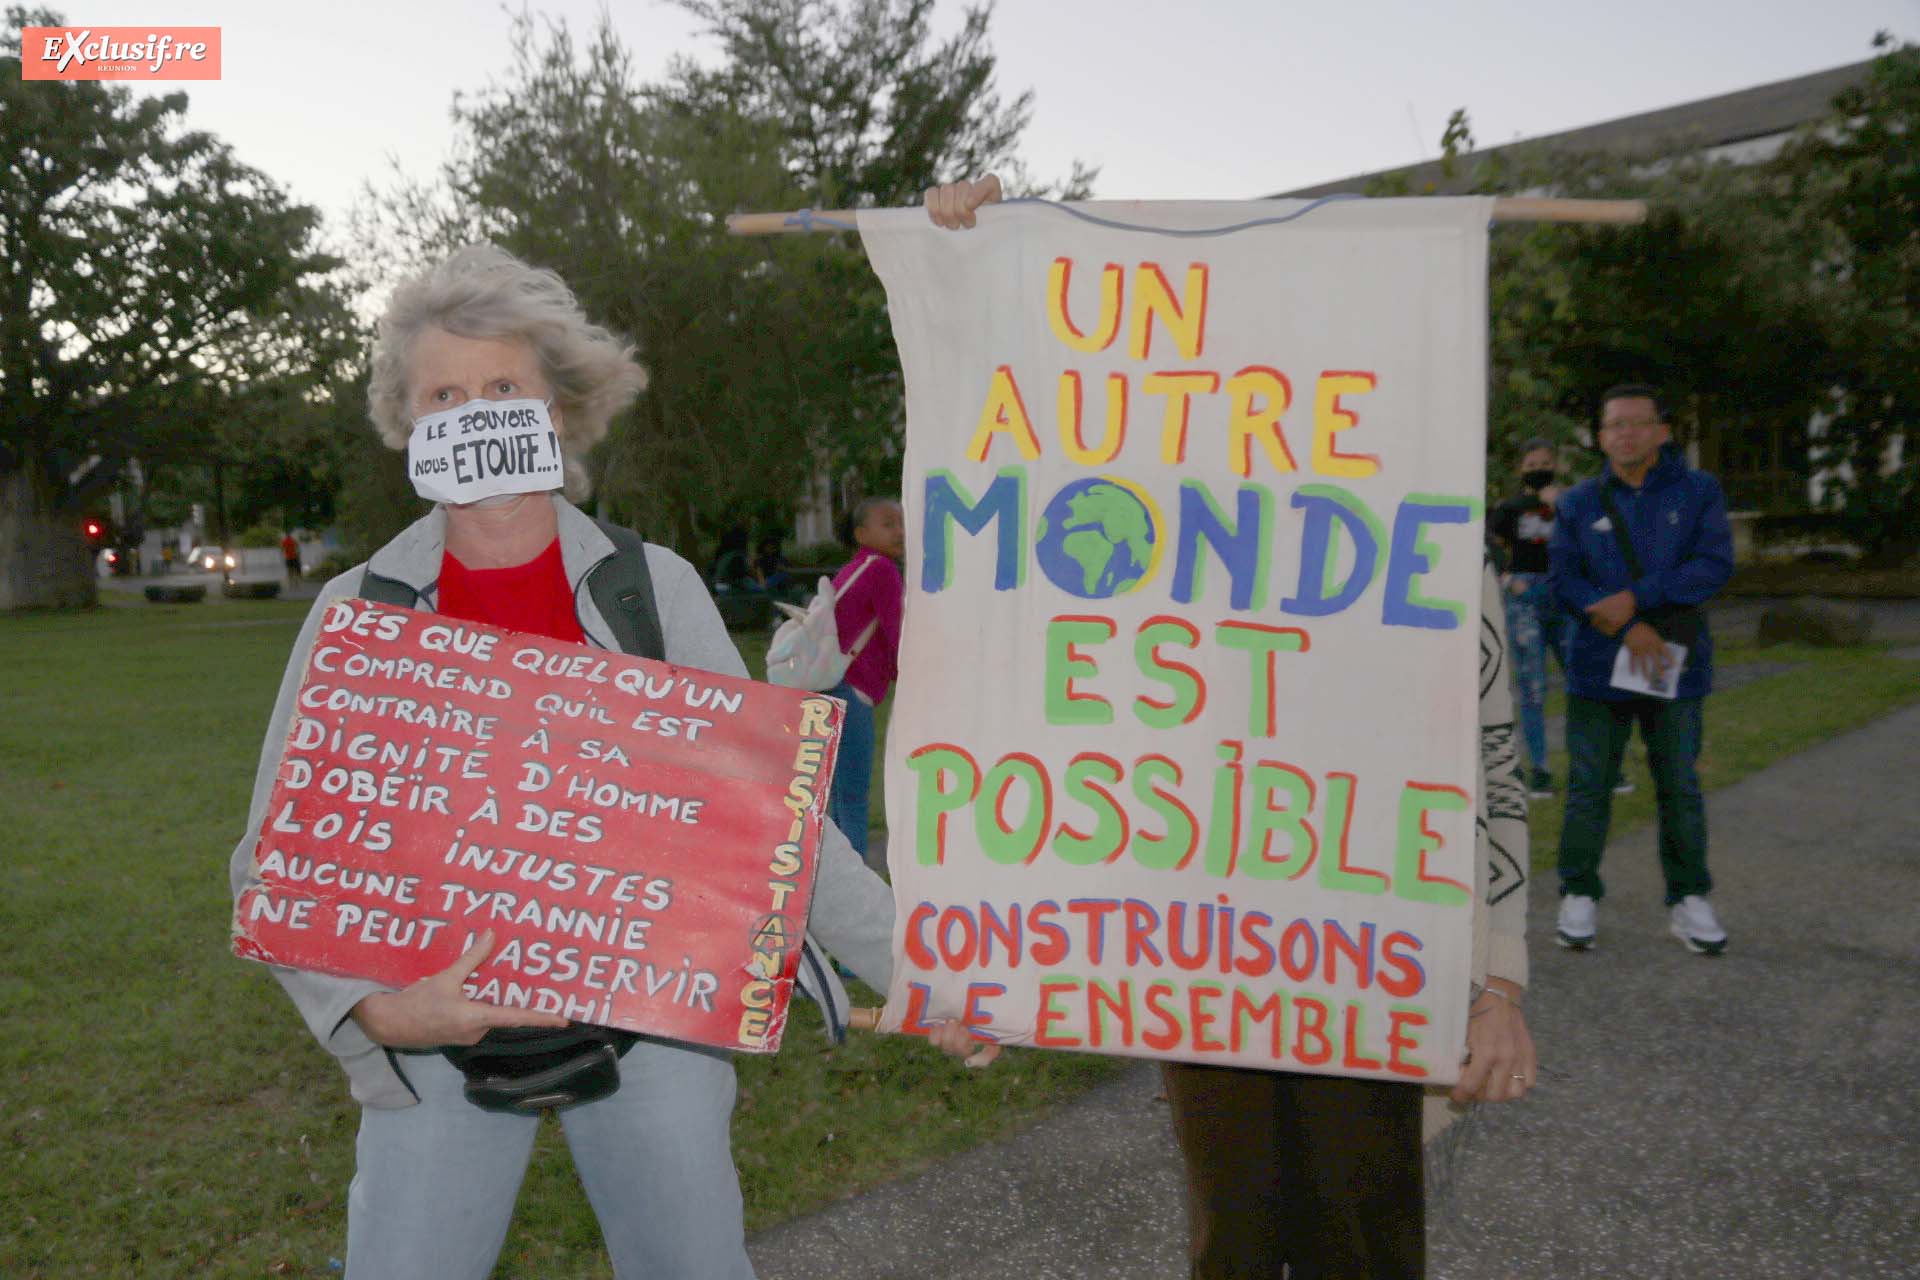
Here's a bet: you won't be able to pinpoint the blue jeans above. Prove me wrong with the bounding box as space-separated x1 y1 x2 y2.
1557 695 1711 905
1503 574 1565 776
826 679 876 861
346 1041 750 1279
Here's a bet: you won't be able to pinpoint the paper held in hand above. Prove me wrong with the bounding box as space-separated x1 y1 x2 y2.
1610 642 1687 699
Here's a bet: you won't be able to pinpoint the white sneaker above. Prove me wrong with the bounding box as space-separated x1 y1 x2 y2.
1670 895 1728 955
1556 894 1597 950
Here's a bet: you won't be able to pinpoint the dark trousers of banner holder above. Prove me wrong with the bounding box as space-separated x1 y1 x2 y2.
441 1024 640 1114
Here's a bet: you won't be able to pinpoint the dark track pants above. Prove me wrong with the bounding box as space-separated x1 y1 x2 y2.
1557 694 1710 905
1162 1062 1424 1279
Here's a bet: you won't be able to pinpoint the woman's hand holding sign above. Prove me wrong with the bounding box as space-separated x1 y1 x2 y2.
350 930 569 1049
1451 979 1536 1105
847 1007 1002 1068
928 1018 1002 1069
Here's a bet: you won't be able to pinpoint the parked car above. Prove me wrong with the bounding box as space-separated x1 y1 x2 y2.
185 545 238 575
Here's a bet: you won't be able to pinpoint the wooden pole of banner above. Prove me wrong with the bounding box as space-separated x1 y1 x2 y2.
724 197 1646 236
1488 197 1646 224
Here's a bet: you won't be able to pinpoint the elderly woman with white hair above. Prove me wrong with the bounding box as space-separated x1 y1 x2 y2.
230 231 990 1277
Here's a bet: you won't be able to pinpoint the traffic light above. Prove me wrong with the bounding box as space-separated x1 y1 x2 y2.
84 518 106 542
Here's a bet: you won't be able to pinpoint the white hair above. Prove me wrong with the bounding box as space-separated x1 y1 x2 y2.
367 244 645 499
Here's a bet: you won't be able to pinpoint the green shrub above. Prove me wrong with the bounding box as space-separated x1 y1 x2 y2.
313 552 359 581
791 540 848 569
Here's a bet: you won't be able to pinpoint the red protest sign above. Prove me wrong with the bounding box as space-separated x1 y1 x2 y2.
232 599 843 1053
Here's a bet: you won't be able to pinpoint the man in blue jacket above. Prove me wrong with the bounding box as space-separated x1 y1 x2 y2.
1549 384 1734 955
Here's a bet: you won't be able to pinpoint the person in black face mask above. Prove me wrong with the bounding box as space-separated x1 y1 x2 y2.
1490 439 1565 798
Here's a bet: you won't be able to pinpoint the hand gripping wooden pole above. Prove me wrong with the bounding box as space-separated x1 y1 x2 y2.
847 1006 1002 1068
724 197 1646 236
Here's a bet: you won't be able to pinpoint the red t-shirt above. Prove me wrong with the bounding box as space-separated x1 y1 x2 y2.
437 539 585 644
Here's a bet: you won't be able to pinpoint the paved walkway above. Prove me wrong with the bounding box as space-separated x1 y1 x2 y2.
750 703 1920 1278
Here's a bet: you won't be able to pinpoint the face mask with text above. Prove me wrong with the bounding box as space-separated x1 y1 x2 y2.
406 398 564 506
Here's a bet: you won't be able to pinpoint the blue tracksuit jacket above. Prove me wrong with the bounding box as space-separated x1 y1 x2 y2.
1548 447 1734 701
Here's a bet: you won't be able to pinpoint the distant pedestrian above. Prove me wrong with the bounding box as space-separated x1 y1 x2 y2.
281 532 302 586
160 542 176 576
1490 437 1566 798
709 525 753 591
753 532 792 598
1549 384 1734 955
826 497 905 863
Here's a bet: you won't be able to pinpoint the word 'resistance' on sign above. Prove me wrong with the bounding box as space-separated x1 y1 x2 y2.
232 599 843 1053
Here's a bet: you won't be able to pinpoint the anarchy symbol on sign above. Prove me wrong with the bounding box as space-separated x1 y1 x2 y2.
748 911 796 962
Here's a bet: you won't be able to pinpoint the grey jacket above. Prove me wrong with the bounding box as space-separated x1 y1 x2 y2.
228 497 896 1109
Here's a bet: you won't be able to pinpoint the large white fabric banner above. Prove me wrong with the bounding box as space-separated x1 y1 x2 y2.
859 198 1491 1085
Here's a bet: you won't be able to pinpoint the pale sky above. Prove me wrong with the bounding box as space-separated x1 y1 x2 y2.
45 0 1920 232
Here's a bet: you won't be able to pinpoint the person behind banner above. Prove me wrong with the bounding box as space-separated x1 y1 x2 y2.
1489 438 1567 799
1548 384 1734 956
710 524 754 591
228 243 980 1280
824 496 905 863
925 173 1534 1280
753 530 794 598
1158 563 1535 1280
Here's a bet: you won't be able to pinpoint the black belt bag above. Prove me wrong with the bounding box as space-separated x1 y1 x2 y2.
1640 602 1705 650
441 1024 640 1115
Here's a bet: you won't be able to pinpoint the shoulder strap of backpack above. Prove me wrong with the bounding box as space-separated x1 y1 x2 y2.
837 553 878 596
835 554 886 660
845 617 882 660
587 519 665 662
358 569 419 608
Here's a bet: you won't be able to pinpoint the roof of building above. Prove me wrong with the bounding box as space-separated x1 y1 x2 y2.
1276 58 1873 198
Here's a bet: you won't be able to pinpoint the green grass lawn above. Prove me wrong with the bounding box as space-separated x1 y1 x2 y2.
3 600 1915 1277
1524 641 1920 866
0 599 1120 1279
1725 559 1920 598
